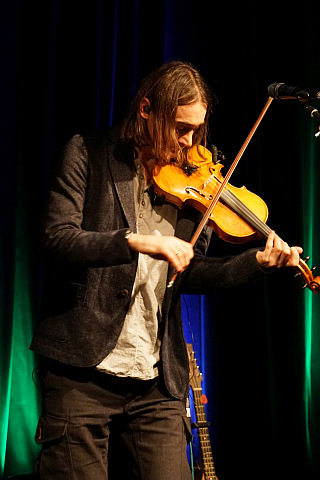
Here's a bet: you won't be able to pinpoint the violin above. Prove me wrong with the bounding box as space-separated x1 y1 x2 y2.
153 145 268 244
152 144 320 293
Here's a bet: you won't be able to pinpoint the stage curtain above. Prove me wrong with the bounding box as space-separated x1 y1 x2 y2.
1 2 320 479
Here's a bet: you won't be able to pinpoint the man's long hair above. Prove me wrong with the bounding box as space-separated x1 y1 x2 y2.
121 61 213 166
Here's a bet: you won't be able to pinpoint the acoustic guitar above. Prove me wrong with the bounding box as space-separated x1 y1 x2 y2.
187 343 218 480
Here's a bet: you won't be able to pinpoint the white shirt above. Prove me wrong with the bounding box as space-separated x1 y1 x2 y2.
97 158 177 379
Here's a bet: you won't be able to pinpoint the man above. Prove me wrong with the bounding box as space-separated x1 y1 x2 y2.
31 61 302 479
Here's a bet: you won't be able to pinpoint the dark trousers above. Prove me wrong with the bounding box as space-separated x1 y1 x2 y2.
35 362 192 480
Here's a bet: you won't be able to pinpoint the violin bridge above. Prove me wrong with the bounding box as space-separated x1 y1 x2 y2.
203 173 216 189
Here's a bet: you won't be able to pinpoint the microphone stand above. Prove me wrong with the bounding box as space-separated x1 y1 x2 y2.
302 103 320 137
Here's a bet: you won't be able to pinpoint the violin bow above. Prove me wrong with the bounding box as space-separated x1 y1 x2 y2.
168 97 274 287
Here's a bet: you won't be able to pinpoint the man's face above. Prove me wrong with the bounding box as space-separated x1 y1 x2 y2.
140 99 207 161
174 102 207 151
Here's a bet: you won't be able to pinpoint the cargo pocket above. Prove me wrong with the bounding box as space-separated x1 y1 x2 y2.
35 414 71 478
182 414 193 445
35 414 68 445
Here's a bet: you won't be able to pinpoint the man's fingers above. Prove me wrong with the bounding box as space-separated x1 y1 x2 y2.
256 231 303 268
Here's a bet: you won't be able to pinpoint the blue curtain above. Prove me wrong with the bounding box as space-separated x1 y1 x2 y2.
1 2 320 479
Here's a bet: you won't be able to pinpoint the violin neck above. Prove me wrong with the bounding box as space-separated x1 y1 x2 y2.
220 188 278 241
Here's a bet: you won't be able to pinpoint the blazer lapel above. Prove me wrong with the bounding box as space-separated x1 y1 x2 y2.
108 139 137 232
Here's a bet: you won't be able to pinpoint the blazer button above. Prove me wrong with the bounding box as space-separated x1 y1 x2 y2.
118 288 130 298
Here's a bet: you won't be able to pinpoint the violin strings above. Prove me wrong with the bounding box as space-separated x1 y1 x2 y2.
220 188 271 238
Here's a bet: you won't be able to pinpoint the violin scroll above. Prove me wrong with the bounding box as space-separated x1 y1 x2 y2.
295 257 320 293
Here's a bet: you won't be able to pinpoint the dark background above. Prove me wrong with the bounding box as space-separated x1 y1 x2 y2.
2 1 320 479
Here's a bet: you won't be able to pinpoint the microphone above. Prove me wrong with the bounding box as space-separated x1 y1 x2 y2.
268 83 320 101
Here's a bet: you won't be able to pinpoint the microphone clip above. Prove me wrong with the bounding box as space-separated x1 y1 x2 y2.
304 104 320 122
303 104 320 138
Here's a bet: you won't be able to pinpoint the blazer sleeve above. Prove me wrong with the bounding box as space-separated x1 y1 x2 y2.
180 224 268 293
43 134 135 267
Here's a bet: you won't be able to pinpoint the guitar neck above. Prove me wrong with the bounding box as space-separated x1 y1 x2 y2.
193 390 218 480
187 344 219 480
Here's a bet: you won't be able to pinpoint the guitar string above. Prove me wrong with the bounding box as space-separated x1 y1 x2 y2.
193 390 217 476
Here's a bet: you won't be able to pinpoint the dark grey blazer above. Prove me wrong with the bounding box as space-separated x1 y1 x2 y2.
30 128 266 400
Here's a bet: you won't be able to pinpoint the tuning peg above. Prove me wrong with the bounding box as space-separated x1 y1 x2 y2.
304 256 310 262
294 271 302 278
312 266 317 272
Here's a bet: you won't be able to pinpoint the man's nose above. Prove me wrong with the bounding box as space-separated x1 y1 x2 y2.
179 131 193 148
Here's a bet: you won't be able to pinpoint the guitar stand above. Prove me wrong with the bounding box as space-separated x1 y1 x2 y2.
191 421 211 429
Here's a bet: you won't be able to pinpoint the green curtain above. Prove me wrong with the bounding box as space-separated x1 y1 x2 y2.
1 182 41 477
301 115 320 472
0 2 41 474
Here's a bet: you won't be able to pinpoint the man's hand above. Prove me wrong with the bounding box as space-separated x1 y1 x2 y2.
256 231 303 269
127 234 194 272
